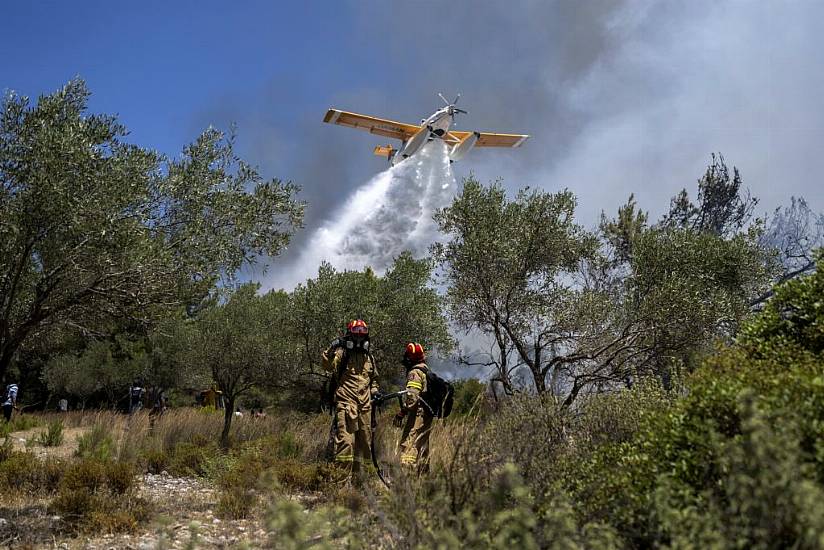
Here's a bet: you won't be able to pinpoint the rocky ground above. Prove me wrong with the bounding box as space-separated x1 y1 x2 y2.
1 425 302 549
79 472 269 549
0 470 286 549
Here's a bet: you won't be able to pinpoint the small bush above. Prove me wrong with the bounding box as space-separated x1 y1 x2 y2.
0 414 40 437
275 460 326 493
216 485 256 520
215 450 269 519
275 432 303 460
140 447 169 474
51 458 147 533
0 437 13 462
76 423 116 461
38 420 65 447
168 440 223 478
0 451 64 494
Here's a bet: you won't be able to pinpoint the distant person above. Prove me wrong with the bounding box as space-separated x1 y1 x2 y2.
151 390 167 416
394 343 435 472
129 380 145 414
234 407 243 418
2 383 19 422
58 398 68 412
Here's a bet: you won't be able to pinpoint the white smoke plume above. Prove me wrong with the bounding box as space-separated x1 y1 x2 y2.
271 141 456 290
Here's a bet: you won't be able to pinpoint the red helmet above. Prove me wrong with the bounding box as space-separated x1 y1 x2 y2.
404 342 425 363
346 319 369 336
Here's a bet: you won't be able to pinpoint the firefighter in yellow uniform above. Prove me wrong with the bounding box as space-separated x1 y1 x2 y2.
322 319 379 480
394 342 434 471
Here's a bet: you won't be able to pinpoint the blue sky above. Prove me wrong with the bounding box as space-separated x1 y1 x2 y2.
4 1 824 291
4 2 364 155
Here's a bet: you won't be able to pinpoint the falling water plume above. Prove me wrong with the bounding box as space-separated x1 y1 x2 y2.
275 141 456 289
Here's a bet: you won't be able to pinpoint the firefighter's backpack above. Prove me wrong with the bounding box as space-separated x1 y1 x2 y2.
416 369 454 419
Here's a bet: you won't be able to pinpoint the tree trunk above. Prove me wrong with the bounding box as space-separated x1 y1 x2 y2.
0 344 15 383
531 365 547 394
221 396 235 448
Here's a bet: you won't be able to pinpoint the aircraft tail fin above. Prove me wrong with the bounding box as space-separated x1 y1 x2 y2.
373 145 395 157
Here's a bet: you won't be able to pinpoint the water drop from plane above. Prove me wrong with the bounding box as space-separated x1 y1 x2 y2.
273 141 456 289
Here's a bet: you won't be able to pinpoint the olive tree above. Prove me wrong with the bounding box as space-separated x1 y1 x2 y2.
596 154 774 388
288 252 454 407
183 284 291 446
0 79 304 381
435 170 772 405
433 177 605 397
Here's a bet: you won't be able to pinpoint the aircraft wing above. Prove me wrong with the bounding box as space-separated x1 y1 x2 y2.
448 130 529 148
323 109 421 141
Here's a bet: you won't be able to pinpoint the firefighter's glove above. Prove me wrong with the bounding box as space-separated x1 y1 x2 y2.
393 410 407 428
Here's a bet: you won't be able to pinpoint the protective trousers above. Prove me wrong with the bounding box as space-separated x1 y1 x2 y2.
399 407 434 471
334 401 372 476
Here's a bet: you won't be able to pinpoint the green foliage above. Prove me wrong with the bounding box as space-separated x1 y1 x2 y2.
0 78 304 380
289 252 454 395
450 378 487 416
433 177 599 395
599 193 648 264
167 439 224 478
51 458 148 533
263 494 355 550
215 443 277 519
76 423 116 461
741 249 824 354
0 451 64 494
42 336 152 406
661 152 758 237
274 460 327 493
0 436 12 461
37 420 65 447
0 413 39 437
628 225 769 357
181 283 292 445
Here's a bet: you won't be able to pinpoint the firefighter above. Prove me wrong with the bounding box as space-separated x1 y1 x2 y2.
322 319 380 481
394 342 434 472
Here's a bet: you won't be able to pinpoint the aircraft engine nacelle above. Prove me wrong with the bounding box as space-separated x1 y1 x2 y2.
400 125 432 160
449 131 480 162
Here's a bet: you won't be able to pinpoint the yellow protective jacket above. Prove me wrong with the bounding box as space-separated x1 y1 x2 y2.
322 347 379 408
403 363 430 412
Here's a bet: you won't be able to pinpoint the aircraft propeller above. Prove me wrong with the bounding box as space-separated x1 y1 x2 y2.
439 92 468 116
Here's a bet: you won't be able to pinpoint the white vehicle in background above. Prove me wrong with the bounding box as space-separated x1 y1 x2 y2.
323 94 529 166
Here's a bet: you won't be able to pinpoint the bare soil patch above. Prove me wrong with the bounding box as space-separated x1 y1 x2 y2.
6 426 88 460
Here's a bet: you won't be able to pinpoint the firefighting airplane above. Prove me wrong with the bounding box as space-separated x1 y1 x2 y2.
323 94 529 165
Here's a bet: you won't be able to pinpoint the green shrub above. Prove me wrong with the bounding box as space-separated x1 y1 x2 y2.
168 440 223 478
275 460 327 493
76 423 115 461
0 414 40 437
0 451 64 494
140 447 169 474
0 436 13 462
38 420 65 447
450 378 488 416
51 458 147 533
740 249 824 354
274 432 303 460
265 495 355 549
